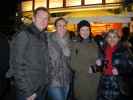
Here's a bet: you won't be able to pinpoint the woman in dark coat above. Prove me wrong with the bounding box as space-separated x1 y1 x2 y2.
96 29 133 100
71 20 100 100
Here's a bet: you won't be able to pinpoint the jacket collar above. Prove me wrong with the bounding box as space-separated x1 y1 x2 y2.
28 23 42 35
27 23 47 41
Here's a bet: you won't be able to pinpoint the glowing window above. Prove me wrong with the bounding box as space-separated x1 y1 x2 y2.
66 0 81 7
106 0 121 3
22 1 32 11
49 0 63 8
35 0 47 9
85 0 102 5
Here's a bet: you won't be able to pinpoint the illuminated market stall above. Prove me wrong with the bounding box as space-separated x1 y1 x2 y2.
19 0 133 36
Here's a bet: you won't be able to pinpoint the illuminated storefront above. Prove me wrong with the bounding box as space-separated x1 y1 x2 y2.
21 0 132 36
22 0 122 11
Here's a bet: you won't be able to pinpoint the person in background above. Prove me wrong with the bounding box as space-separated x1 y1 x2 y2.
70 20 100 100
129 17 133 53
68 31 79 42
47 17 73 100
94 32 106 53
7 7 50 100
121 27 132 49
95 29 133 100
121 27 130 42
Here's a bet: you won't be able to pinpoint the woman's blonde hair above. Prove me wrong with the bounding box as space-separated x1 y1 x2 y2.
105 29 120 39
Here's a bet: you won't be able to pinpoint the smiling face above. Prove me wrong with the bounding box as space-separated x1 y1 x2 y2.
106 31 120 47
79 26 90 39
56 19 67 38
33 10 49 31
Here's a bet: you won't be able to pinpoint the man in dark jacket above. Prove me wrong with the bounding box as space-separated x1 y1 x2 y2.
0 33 9 100
7 7 50 100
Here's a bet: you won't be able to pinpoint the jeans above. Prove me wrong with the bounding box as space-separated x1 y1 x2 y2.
48 86 69 100
17 95 44 100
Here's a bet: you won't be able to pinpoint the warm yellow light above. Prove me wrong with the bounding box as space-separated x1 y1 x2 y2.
67 24 76 32
48 25 55 32
64 10 114 18
22 0 122 12
22 1 32 11
35 0 47 9
49 0 63 8
85 0 102 5
50 3 121 13
66 0 81 6
106 0 121 3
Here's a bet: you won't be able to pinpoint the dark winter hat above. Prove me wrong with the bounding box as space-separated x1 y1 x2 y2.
77 20 91 32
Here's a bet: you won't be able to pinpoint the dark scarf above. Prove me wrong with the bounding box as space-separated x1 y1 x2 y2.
81 37 92 44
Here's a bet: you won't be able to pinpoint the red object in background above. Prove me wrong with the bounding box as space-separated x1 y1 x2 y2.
112 23 122 37
112 23 122 30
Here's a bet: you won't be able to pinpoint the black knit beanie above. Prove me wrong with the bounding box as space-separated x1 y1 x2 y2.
77 20 91 32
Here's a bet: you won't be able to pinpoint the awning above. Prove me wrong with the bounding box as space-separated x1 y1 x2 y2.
64 10 132 23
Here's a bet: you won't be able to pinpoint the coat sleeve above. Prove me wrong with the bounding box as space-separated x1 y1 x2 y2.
122 49 133 76
115 48 133 76
11 31 33 97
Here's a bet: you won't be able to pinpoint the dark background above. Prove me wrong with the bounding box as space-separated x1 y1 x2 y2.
0 0 17 36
